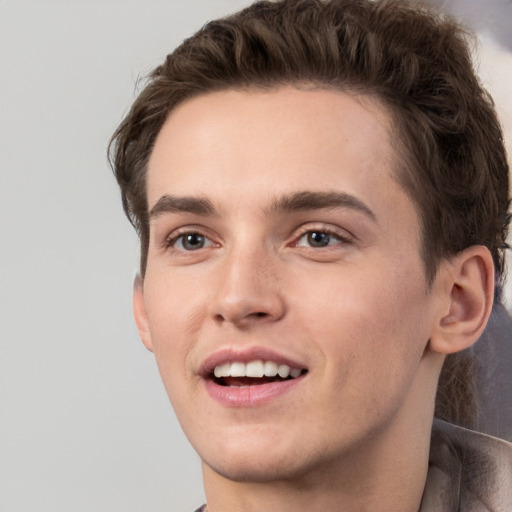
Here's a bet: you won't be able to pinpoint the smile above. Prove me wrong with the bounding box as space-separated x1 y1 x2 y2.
202 351 308 407
213 360 303 384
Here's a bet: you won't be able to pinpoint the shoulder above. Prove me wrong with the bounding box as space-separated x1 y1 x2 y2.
421 419 512 511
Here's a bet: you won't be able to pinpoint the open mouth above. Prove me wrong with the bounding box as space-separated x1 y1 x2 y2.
210 360 307 387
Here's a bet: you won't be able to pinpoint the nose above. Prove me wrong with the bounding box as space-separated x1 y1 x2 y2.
210 245 286 327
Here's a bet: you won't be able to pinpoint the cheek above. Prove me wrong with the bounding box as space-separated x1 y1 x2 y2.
295 258 430 378
142 275 208 394
145 270 208 343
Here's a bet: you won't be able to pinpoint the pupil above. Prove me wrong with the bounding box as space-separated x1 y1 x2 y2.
308 231 329 247
183 233 204 250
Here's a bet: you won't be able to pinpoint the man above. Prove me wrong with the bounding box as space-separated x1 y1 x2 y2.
109 0 512 510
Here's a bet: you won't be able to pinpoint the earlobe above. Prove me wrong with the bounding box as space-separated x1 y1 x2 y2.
133 274 154 352
430 246 494 355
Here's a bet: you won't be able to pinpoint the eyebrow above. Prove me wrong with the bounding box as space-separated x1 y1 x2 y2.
149 190 377 223
149 195 217 219
266 191 377 222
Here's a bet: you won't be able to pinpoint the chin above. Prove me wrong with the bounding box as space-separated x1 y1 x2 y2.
198 433 341 485
203 452 317 484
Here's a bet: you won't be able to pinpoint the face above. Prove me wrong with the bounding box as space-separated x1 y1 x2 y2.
136 87 445 484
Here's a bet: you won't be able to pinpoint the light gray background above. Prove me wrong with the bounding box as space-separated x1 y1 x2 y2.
0 1 510 512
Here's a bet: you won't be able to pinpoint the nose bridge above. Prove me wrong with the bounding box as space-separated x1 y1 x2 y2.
211 237 285 325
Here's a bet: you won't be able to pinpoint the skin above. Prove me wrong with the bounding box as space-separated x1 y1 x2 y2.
134 87 494 511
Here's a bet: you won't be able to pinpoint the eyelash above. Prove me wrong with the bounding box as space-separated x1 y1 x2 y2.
164 229 215 251
292 226 352 249
164 225 351 254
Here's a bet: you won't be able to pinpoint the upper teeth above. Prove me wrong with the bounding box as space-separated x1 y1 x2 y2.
213 360 302 379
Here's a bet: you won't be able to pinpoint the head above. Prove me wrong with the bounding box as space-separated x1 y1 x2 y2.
109 0 509 459
110 0 509 284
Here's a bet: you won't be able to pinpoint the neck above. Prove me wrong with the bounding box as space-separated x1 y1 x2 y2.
201 354 443 512
203 436 428 512
202 416 433 512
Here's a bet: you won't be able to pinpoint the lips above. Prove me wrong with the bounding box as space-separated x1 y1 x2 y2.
200 348 308 407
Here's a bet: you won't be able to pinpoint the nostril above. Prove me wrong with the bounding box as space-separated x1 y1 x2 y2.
211 292 286 324
213 311 268 324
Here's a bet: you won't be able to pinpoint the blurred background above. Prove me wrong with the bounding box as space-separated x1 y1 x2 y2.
0 1 510 511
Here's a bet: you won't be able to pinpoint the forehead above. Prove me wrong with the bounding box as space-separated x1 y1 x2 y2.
146 86 414 229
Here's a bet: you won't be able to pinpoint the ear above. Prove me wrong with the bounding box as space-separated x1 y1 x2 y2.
429 246 494 355
133 274 154 352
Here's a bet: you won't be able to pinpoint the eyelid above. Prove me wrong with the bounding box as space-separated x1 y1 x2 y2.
291 223 354 247
163 226 218 251
159 222 354 252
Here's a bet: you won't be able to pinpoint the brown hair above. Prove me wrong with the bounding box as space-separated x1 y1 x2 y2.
109 0 510 427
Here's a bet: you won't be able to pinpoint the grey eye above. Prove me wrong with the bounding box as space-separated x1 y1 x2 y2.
306 231 332 247
177 233 207 250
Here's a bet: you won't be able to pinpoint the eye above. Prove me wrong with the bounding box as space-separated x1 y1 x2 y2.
172 232 213 251
296 230 345 248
